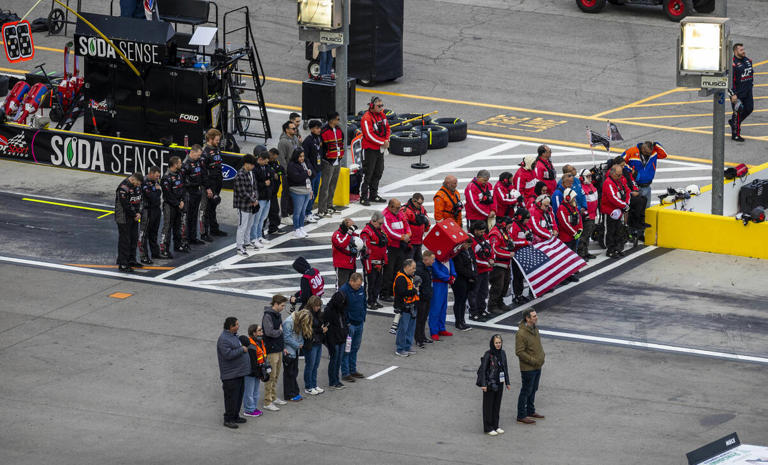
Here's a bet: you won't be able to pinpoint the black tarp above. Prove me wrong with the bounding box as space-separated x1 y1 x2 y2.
349 0 403 83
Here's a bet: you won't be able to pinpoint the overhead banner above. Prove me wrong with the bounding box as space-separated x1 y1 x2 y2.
0 123 243 188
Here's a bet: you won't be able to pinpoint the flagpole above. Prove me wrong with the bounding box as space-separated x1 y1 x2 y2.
587 126 595 165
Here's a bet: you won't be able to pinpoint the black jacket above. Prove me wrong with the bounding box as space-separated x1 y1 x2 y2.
201 144 223 187
114 177 141 224
287 160 310 189
478 338 511 390
261 307 284 354
310 310 325 346
321 291 348 347
415 261 433 301
252 163 274 199
393 271 418 312
181 157 204 190
160 170 184 207
453 247 478 281
302 133 324 178
141 178 162 210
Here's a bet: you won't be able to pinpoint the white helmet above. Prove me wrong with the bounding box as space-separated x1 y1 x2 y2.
685 184 701 196
508 188 521 201
563 188 577 202
578 168 592 179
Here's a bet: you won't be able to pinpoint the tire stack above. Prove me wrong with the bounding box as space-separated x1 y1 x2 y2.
389 114 467 156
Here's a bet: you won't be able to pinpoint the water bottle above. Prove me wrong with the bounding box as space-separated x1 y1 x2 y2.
345 335 352 353
184 134 189 147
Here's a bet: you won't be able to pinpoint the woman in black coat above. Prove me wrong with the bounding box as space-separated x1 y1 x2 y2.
286 147 313 237
478 334 511 436
321 291 348 390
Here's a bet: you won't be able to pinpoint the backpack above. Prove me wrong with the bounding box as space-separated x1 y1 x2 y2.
475 352 489 387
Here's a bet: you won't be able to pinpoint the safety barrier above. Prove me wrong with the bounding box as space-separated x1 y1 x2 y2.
645 160 768 260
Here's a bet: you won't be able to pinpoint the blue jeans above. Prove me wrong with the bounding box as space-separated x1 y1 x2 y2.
395 311 416 352
304 343 323 390
306 175 321 215
290 191 311 229
341 322 364 376
517 369 542 420
639 185 652 208
243 375 261 412
250 199 271 241
327 343 344 386
120 0 144 18
319 50 333 76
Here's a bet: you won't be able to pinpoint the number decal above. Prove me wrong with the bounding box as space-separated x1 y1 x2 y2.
2 21 35 63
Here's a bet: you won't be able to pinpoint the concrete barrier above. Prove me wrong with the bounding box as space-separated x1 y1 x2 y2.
646 160 768 259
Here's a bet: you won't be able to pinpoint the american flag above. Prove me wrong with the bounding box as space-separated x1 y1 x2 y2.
513 237 586 298
144 0 157 20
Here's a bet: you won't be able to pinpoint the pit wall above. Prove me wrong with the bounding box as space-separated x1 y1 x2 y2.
645 161 768 260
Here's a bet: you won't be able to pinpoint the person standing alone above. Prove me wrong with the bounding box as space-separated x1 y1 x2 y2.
515 309 545 425
478 334 511 436
729 43 754 142
359 96 390 206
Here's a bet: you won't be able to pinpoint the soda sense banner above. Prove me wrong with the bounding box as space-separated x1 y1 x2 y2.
0 123 242 188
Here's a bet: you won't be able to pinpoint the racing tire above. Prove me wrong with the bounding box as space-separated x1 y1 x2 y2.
413 124 449 149
575 0 606 13
663 0 693 21
389 130 428 157
399 113 432 129
433 117 468 142
389 116 414 132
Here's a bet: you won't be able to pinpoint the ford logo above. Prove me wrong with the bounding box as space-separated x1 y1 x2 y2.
222 163 237 181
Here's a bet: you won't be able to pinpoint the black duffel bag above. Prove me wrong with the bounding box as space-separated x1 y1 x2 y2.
738 179 768 213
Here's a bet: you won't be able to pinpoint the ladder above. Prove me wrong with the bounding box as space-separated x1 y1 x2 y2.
222 6 271 143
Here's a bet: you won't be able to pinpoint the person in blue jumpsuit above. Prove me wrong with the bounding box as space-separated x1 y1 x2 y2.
428 258 456 341
729 43 754 142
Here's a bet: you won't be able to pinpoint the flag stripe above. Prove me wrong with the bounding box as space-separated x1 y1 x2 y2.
513 237 586 298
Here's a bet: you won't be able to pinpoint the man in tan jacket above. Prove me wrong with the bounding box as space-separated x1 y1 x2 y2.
515 309 545 424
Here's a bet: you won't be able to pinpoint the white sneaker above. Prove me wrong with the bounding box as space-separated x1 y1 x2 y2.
305 388 319 396
314 387 325 394
249 241 264 249
237 247 248 256
259 237 270 244
300 227 309 236
487 430 498 436
282 216 293 226
273 398 287 405
496 428 504 434
306 215 318 223
263 403 279 411
294 229 304 238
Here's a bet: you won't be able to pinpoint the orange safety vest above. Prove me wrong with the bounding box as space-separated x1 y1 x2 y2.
249 337 266 364
394 271 420 304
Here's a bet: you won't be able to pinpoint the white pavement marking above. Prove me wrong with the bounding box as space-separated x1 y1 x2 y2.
155 243 236 279
366 366 399 380
195 269 337 285
486 246 659 324
225 257 333 270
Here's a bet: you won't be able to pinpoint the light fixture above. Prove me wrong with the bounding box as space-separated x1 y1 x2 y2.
678 17 729 75
297 0 342 30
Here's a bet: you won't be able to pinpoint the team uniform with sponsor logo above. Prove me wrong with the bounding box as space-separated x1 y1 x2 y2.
730 55 754 140
138 176 162 262
359 109 390 203
159 168 185 254
180 156 204 243
464 179 494 230
533 157 557 195
115 177 142 268
200 143 225 238
331 225 358 288
402 199 431 263
600 176 630 257
513 165 538 205
381 208 412 299
360 222 388 307
318 123 344 215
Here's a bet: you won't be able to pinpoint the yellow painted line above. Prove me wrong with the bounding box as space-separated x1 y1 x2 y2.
97 211 114 219
265 102 302 111
265 76 303 84
22 197 114 216
619 108 768 121
632 95 768 108
0 66 26 75
466 129 746 167
591 87 687 118
755 72 768 75
754 59 768 68
684 122 768 130
68 264 175 271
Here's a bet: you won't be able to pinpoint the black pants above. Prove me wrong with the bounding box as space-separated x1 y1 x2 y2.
365 268 383 304
183 188 202 242
200 179 222 234
360 148 384 201
222 376 244 422
415 297 431 343
517 369 541 420
280 174 293 217
469 271 489 317
160 203 182 252
731 93 754 136
451 277 475 326
382 245 407 298
116 219 138 266
488 266 510 310
268 191 281 231
283 355 300 399
336 267 355 290
411 244 423 263
605 216 625 254
138 207 161 259
577 218 595 257
483 388 503 432
628 195 646 229
511 260 525 298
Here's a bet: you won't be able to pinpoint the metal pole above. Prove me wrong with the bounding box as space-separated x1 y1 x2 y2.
712 90 725 215
336 0 350 167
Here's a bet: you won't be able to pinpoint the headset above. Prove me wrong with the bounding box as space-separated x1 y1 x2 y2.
368 96 381 111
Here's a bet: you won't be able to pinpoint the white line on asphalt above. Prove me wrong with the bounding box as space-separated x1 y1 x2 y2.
225 257 333 270
155 244 236 279
195 269 337 285
366 366 399 380
486 246 658 324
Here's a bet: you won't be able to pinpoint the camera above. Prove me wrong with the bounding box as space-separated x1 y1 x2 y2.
569 211 579 226
452 200 464 215
415 213 429 226
479 190 493 205
525 230 534 242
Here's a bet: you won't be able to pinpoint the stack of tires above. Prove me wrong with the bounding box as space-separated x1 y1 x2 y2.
388 113 468 157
